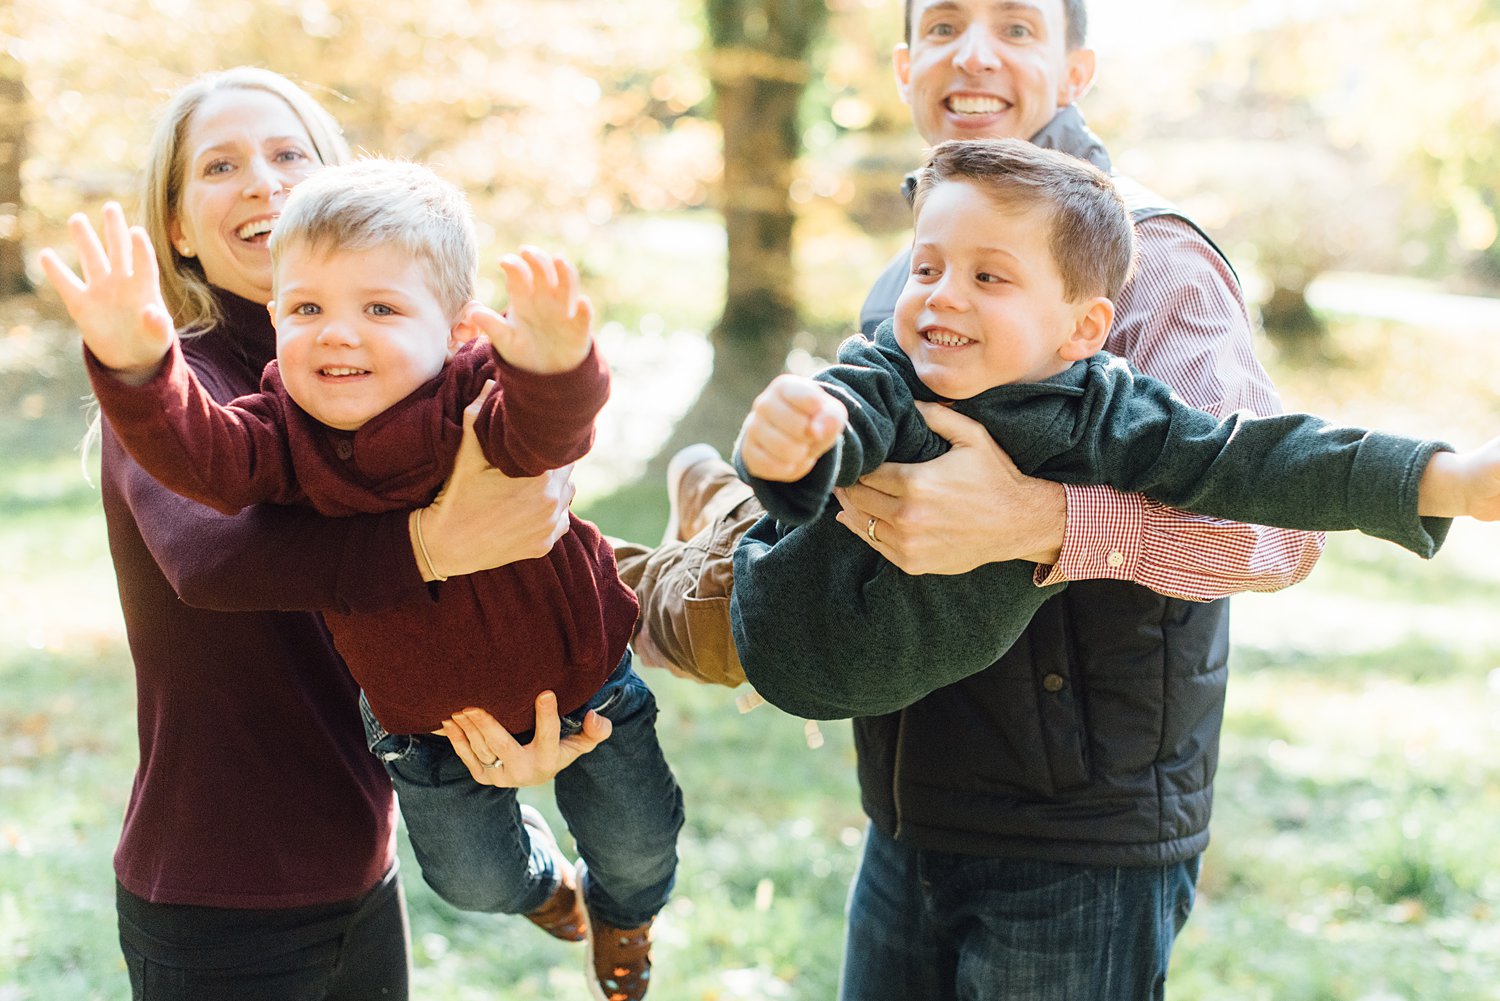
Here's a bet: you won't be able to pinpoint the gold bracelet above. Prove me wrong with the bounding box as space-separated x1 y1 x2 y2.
414 508 448 582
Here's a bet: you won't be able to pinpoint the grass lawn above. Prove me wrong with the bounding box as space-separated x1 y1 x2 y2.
3 311 1500 998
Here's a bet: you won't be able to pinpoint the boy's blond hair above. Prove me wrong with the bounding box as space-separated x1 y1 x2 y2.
912 138 1135 303
270 158 477 318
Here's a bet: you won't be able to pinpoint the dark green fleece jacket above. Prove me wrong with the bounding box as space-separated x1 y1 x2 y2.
730 319 1451 720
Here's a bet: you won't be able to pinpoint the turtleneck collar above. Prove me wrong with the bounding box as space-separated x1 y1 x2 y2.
901 104 1114 205
207 286 278 373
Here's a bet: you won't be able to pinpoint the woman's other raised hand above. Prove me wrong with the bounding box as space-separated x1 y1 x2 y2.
38 202 176 385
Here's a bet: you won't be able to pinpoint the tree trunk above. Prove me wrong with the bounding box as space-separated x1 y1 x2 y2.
0 0 29 298
1259 283 1326 350
650 0 827 466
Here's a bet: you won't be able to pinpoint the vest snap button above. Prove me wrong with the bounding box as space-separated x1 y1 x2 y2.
1043 673 1065 693
335 439 354 460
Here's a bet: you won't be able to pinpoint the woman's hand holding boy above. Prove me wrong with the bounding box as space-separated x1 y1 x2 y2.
437 692 612 788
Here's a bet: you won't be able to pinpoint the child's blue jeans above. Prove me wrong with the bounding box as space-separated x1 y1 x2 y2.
360 652 683 929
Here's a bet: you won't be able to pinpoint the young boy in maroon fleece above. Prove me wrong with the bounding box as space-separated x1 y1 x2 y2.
71 159 678 1001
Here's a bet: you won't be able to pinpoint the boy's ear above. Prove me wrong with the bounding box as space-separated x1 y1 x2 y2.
266 301 277 327
448 300 484 354
1059 297 1114 362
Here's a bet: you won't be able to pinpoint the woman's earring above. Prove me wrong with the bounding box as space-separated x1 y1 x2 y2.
177 244 194 258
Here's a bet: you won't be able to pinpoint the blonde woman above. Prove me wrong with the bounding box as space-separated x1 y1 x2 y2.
43 68 601 1000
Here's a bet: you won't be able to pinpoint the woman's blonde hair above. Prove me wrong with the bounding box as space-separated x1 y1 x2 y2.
141 67 351 333
84 69 351 470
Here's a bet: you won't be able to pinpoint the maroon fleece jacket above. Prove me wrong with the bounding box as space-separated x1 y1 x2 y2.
89 322 638 735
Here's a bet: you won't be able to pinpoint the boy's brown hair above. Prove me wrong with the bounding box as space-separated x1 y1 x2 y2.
912 137 1134 302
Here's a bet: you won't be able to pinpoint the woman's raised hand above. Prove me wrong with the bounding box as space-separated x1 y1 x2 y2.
38 202 176 384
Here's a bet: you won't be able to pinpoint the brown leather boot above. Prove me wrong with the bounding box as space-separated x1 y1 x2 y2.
520 806 585 942
578 860 655 1001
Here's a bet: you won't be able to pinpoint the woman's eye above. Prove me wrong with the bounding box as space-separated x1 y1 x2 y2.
204 160 234 176
277 148 309 164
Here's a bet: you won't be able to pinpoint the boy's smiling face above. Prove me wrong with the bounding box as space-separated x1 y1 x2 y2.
271 243 459 431
894 178 1096 400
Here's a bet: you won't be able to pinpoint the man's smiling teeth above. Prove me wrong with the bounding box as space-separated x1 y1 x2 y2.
236 219 274 240
948 95 1007 115
320 366 368 377
924 330 972 347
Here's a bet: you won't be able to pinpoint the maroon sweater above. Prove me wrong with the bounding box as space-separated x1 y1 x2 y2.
89 329 639 735
101 289 400 908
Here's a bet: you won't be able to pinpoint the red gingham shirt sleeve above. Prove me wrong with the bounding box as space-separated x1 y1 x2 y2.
1034 215 1325 600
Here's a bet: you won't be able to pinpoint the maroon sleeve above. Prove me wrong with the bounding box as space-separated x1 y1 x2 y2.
91 342 429 616
473 342 610 476
102 425 427 615
86 341 301 514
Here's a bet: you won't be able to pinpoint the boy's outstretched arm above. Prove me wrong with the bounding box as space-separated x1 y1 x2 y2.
739 374 848 483
467 246 610 476
38 202 176 383
1419 438 1500 520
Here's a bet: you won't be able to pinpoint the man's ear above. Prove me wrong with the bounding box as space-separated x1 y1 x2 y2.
1059 46 1097 105
1059 296 1113 361
448 300 484 355
893 43 913 105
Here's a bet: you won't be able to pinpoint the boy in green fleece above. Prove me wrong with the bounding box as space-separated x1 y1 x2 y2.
728 138 1500 720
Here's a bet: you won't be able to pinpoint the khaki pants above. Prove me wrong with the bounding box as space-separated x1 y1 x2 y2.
613 459 762 688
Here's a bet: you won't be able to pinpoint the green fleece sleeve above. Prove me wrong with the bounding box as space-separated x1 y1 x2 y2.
1073 360 1453 557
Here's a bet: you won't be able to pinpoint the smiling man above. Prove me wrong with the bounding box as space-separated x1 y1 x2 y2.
896 0 1092 146
627 1 1324 996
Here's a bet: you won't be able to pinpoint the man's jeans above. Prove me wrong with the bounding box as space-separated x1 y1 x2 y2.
838 824 1201 1001
361 653 683 929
